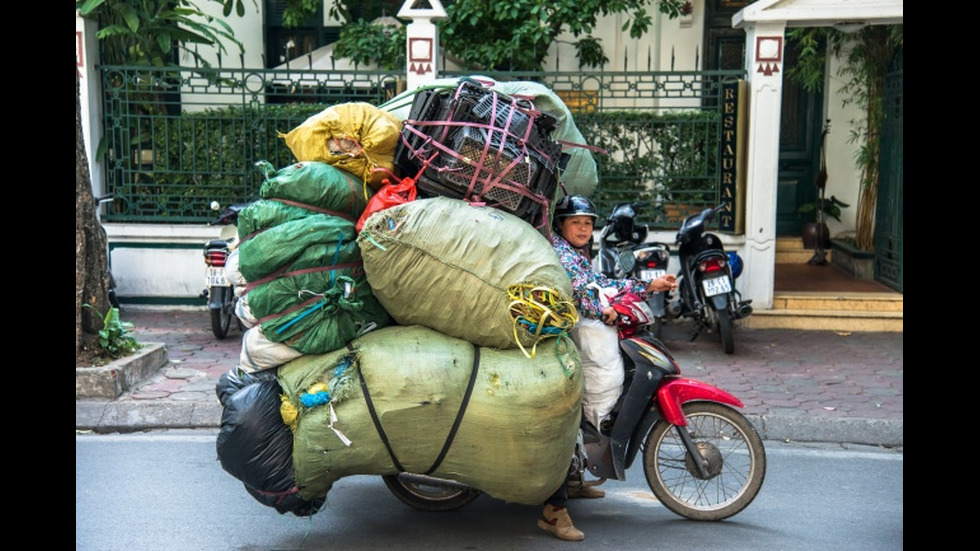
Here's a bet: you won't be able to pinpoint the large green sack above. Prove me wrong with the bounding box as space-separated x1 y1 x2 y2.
277 325 583 505
237 161 370 238
357 197 575 351
238 214 390 355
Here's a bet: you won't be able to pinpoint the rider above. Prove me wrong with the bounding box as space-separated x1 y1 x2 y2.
537 194 677 541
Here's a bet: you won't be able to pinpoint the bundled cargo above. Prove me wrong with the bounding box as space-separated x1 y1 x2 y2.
393 78 567 229
357 197 577 351
267 325 583 512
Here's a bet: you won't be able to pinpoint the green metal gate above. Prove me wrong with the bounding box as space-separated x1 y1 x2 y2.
874 48 903 292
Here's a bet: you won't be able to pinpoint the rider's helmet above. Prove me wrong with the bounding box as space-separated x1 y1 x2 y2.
553 195 598 230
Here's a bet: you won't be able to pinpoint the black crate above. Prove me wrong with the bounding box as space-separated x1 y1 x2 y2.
394 80 564 226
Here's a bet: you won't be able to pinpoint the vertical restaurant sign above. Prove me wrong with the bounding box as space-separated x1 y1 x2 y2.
718 79 745 233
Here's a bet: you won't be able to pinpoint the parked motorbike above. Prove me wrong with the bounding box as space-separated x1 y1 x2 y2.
382 291 767 521
597 201 672 338
667 204 752 354
201 201 251 339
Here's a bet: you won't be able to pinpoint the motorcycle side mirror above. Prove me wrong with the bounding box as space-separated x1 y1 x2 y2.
618 250 636 273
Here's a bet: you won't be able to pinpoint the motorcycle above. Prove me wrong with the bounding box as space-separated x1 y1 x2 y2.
597 201 672 338
201 201 251 339
667 204 752 354
382 291 767 522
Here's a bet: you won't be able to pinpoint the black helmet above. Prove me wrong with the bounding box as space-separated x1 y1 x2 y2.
553 195 598 225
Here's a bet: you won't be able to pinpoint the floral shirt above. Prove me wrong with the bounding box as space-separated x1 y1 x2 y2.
550 234 648 320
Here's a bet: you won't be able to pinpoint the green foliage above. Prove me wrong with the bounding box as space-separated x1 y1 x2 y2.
798 194 850 223
576 110 720 224
83 305 143 359
314 0 686 71
333 19 407 69
76 0 251 66
139 103 326 217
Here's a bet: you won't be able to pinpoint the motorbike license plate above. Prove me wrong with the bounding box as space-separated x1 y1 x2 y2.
702 275 732 296
206 267 228 287
639 269 666 281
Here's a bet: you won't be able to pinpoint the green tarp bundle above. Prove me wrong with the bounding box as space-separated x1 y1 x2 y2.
234 161 390 356
237 160 370 238
277 324 583 506
357 197 574 350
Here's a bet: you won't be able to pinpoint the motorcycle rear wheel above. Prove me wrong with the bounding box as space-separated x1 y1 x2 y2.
382 474 482 512
717 309 734 354
642 402 766 521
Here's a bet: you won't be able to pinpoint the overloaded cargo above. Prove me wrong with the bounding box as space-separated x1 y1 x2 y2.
218 77 598 518
216 325 584 515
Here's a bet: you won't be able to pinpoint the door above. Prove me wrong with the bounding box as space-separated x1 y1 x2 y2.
874 48 903 292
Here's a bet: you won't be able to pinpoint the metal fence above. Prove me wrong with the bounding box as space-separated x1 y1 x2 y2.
97 64 744 227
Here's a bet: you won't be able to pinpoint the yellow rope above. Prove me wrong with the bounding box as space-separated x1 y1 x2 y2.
507 284 579 358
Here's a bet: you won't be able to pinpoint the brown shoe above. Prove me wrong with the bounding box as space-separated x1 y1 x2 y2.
567 477 606 499
537 504 585 541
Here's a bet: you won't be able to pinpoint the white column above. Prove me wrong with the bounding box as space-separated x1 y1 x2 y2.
76 12 105 200
398 0 447 92
741 21 786 310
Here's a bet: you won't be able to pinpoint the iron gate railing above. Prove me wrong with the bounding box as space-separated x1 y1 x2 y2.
97 64 744 227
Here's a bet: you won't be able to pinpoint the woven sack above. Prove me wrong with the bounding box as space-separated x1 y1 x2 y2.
357 197 574 350
277 324 583 507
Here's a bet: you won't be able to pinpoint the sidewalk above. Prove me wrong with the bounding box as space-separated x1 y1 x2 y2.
75 307 903 448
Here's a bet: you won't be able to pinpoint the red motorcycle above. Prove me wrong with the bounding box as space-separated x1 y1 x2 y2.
384 291 767 521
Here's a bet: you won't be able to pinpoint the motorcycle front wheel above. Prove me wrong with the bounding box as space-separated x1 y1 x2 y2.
382 474 482 512
642 402 766 521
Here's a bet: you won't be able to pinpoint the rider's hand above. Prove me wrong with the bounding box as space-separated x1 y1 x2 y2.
646 273 678 293
600 306 618 325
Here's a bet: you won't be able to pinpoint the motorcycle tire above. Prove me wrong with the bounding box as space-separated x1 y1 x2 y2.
717 308 735 354
642 402 766 521
381 474 482 512
210 304 233 339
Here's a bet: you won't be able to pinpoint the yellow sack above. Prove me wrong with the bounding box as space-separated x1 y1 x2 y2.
280 102 402 190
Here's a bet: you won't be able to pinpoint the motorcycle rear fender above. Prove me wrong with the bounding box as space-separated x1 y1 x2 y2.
708 292 730 311
656 377 745 425
208 285 231 310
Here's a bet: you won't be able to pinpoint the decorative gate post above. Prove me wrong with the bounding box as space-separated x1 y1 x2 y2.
398 0 447 92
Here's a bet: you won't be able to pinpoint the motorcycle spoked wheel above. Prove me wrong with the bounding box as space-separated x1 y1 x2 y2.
642 402 766 521
382 474 483 512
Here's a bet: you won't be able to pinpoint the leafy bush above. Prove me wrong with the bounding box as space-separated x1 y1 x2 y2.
576 110 720 226
83 305 143 360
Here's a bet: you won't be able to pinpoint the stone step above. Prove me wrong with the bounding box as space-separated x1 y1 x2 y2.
744 308 903 332
772 292 903 313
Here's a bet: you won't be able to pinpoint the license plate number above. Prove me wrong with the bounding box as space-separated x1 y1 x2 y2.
206 267 228 287
702 276 732 296
639 269 666 281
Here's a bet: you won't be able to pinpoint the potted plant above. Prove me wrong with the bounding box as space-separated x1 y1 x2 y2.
797 121 848 264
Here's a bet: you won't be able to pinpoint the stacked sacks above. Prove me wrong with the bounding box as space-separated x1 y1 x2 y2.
275 325 583 509
357 196 576 351
231 161 390 366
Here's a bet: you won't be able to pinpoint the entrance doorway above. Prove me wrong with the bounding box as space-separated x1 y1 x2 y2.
703 1 823 237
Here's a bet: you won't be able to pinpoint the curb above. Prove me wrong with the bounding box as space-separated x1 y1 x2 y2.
75 343 168 400
75 402 903 448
